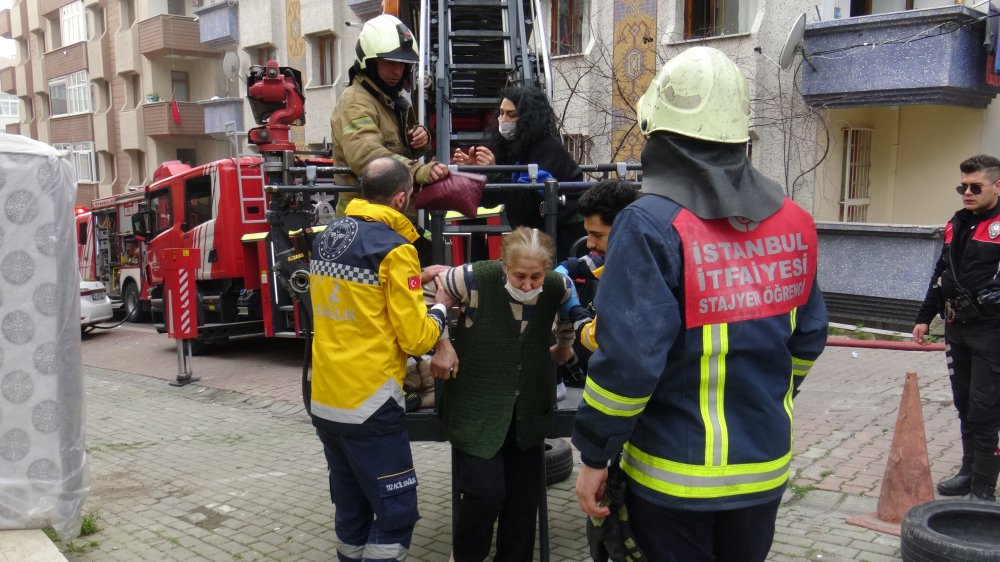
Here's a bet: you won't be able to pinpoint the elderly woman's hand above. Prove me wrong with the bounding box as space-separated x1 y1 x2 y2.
550 344 574 366
431 338 459 379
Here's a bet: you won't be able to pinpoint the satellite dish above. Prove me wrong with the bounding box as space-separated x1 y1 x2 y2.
778 13 807 70
222 52 241 81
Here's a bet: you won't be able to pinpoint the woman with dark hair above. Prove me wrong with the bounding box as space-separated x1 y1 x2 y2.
453 85 585 259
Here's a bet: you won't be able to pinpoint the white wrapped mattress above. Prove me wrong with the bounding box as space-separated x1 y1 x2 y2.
0 133 88 538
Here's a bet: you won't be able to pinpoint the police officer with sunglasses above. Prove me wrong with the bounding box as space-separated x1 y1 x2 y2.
914 154 1000 502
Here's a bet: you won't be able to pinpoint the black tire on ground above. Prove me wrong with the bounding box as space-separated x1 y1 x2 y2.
901 499 1000 562
122 282 145 322
544 438 574 486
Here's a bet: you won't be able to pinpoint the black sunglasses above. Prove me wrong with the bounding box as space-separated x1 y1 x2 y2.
956 184 988 195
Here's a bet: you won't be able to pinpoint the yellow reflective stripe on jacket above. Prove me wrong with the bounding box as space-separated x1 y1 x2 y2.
622 442 791 499
699 324 730 466
582 377 648 417
311 376 404 424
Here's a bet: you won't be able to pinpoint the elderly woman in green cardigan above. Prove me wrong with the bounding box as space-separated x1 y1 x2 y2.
431 227 576 562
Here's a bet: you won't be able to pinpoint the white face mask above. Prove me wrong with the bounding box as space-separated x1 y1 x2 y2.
498 121 516 140
505 279 543 302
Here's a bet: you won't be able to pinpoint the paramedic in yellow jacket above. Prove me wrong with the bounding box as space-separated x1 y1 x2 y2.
309 157 450 562
332 14 448 217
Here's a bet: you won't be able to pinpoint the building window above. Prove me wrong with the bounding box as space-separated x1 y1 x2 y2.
167 0 185 16
120 0 136 29
562 134 593 166
87 5 106 41
685 0 758 39
54 142 98 182
171 71 190 102
840 128 872 222
176 148 196 166
840 0 915 18
551 0 589 55
0 94 19 119
253 45 278 66
32 30 46 56
49 70 91 116
60 1 87 46
313 34 336 86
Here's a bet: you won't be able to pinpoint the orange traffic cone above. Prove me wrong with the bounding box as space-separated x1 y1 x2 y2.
846 371 935 536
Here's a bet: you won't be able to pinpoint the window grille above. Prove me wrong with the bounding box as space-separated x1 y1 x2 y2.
840 127 872 223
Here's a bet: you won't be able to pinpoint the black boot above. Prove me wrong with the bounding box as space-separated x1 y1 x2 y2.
969 453 1000 501
937 471 973 496
938 438 974 496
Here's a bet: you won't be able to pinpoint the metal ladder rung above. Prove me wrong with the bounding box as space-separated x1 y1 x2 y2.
450 30 509 39
448 0 509 7
449 63 513 71
450 97 501 107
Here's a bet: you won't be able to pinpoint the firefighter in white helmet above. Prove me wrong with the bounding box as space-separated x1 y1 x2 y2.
572 46 829 562
332 14 448 226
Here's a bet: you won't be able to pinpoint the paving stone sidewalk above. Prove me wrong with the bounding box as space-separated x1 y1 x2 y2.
64 328 959 561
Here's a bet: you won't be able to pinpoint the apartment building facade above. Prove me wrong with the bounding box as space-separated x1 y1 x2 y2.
3 0 998 214
0 0 359 204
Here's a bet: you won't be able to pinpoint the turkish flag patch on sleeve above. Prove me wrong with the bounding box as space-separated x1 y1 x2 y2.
408 275 421 291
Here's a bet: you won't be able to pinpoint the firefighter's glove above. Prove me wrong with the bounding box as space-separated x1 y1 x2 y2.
558 271 580 317
586 464 645 562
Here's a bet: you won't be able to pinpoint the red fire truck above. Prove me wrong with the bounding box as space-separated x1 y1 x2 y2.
76 189 149 321
126 0 557 352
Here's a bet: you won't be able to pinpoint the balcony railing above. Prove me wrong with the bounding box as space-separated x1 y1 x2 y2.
143 101 207 138
0 66 15 95
194 1 238 48
801 6 1000 108
43 42 88 79
138 15 223 59
200 97 244 138
0 9 11 39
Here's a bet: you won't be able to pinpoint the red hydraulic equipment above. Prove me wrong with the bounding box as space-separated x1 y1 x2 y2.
246 60 305 153
158 247 201 386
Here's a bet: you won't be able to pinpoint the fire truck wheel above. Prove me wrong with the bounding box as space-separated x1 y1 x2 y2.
122 282 145 322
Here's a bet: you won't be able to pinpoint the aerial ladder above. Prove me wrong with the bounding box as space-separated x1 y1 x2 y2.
387 0 554 262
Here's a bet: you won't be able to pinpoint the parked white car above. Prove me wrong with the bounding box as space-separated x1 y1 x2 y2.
81 280 113 333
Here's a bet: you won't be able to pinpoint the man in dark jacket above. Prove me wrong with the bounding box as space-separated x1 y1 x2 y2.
572 47 829 562
914 154 1000 502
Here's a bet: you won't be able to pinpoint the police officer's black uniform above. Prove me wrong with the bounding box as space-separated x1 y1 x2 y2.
916 203 1000 500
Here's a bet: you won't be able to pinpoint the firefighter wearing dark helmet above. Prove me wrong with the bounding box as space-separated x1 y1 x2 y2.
572 46 828 562
332 13 448 217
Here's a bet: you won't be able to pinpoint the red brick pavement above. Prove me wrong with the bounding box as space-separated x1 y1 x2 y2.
81 324 306 404
82 326 962 500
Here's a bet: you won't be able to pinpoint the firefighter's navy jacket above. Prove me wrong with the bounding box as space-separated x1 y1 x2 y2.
915 204 1000 325
572 194 828 511
309 198 444 435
